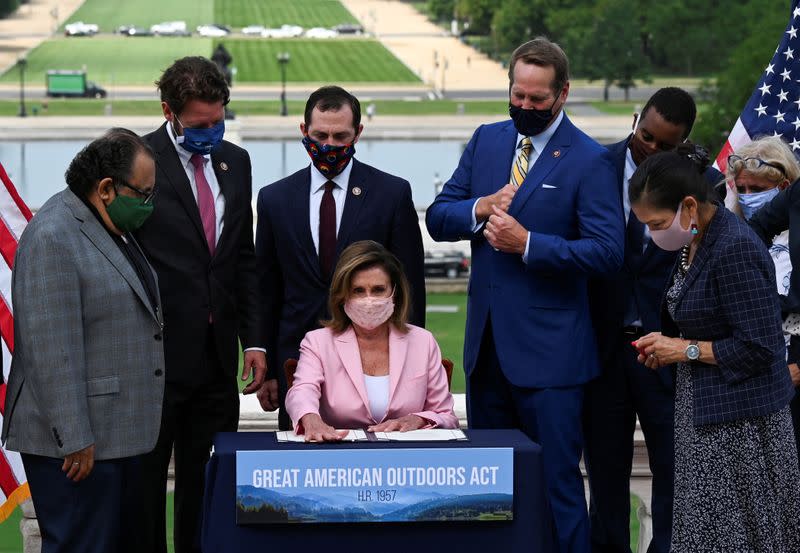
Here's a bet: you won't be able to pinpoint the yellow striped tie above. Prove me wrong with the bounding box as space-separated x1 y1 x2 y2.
511 137 532 188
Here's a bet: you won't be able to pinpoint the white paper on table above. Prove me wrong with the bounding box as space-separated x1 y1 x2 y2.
275 430 368 443
373 429 467 441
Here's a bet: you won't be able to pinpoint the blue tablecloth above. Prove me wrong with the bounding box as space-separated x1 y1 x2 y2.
201 429 556 552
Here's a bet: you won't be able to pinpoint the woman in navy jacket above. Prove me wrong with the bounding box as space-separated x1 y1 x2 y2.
629 146 800 552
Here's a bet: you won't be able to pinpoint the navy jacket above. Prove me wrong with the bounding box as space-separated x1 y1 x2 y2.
661 206 792 426
426 116 624 387
256 158 426 380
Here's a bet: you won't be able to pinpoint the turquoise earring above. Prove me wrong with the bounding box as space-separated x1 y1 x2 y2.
690 223 699 235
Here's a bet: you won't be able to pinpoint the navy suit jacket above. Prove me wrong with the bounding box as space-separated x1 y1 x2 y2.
661 206 792 425
589 137 724 385
426 116 624 387
256 158 426 380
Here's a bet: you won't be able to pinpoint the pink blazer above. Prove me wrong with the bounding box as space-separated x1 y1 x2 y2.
286 324 459 432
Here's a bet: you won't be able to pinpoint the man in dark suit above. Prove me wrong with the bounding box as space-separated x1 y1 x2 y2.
255 86 425 429
136 57 267 553
426 38 624 553
585 87 724 553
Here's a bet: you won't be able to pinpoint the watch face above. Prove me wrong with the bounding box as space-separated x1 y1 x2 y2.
686 344 700 360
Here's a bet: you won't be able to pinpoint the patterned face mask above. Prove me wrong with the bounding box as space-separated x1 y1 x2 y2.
302 135 356 178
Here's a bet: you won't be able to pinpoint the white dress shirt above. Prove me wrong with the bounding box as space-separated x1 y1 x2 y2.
308 160 352 254
166 122 225 241
470 110 565 262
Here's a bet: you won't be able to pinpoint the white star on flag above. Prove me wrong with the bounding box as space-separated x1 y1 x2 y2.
774 110 786 123
759 83 772 96
779 89 790 103
791 137 800 150
789 25 798 39
767 63 776 75
793 116 800 130
755 103 768 116
782 68 792 81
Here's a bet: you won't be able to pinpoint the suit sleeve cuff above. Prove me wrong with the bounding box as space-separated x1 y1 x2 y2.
522 232 531 264
243 347 267 353
471 199 483 232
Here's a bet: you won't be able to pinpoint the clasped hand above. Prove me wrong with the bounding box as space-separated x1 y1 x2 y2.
477 184 527 255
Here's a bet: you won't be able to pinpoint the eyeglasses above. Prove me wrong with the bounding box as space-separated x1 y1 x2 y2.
117 181 157 205
727 155 786 177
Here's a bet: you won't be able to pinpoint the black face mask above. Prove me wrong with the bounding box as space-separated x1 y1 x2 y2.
508 92 561 136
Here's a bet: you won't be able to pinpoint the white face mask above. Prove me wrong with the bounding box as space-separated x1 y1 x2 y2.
344 295 395 330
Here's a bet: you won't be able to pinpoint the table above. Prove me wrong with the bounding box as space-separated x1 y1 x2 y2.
201 430 556 552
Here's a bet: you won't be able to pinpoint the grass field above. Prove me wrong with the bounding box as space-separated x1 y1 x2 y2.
64 0 355 30
0 37 419 85
0 98 507 117
426 293 467 393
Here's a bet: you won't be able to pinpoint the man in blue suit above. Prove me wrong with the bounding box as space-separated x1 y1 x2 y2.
585 87 724 553
426 37 624 553
255 86 425 429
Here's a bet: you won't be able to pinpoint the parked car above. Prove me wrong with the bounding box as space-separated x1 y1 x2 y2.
150 21 190 36
305 27 338 39
64 22 99 36
333 23 364 35
262 24 303 38
242 25 266 36
197 24 230 37
116 25 153 36
46 70 107 99
424 251 470 279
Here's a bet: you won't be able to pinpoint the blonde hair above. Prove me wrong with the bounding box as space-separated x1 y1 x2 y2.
323 241 411 334
727 136 800 183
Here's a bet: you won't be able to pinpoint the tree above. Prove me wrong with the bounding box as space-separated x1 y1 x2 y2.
427 0 456 22
693 0 790 153
550 0 650 100
454 0 498 35
491 0 553 56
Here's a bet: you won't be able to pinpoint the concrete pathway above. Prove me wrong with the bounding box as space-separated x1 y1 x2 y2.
340 0 507 92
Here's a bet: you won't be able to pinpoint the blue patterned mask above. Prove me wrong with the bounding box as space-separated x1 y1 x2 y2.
175 117 225 155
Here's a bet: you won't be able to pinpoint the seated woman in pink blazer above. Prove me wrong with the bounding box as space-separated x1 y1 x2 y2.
286 240 458 441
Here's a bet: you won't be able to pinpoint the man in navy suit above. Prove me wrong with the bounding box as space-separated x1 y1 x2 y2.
426 38 624 553
255 86 425 429
585 87 724 553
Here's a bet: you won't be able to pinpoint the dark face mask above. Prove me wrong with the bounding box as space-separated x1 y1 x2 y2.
302 135 356 178
508 91 561 136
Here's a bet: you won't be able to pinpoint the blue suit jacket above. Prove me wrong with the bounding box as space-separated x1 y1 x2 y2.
426 116 624 387
661 206 793 425
256 159 426 380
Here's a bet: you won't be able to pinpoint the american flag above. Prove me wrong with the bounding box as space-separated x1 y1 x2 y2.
714 0 800 185
0 161 32 522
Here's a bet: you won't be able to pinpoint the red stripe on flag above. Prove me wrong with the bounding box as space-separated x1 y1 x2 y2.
0 450 20 498
715 140 735 185
0 164 32 222
0 218 19 270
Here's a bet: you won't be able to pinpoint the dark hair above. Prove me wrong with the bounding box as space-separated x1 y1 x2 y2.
628 143 711 210
324 240 411 333
304 86 361 131
65 128 153 198
508 37 569 94
640 87 697 139
156 56 230 115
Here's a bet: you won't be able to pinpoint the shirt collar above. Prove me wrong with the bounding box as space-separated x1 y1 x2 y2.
624 146 637 180
310 158 354 193
166 120 210 168
516 109 565 153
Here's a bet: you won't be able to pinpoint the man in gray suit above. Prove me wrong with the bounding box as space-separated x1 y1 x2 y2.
2 129 165 553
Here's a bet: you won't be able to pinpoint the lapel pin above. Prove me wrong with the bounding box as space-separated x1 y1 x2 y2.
352 186 362 196
553 150 561 158
219 162 229 171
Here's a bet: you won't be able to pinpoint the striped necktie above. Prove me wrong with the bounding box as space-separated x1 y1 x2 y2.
511 137 532 188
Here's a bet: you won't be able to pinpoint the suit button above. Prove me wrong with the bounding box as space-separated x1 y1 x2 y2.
154 334 162 341
155 369 163 376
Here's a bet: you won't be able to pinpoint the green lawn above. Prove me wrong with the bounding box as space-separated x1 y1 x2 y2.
64 0 356 30
590 101 639 116
64 0 213 30
426 293 467 394
217 39 419 83
0 37 419 85
214 0 356 28
0 37 211 86
0 98 508 117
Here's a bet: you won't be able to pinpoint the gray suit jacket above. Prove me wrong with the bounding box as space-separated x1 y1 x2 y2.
1 189 166 460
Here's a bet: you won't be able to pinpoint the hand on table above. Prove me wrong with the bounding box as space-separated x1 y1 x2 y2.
299 414 349 442
367 415 426 433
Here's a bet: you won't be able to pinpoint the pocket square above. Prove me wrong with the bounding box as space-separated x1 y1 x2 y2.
542 184 557 189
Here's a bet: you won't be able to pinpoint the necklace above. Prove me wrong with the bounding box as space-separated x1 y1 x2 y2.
679 245 691 274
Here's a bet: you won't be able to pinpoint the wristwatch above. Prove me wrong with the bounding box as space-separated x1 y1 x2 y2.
685 340 700 361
